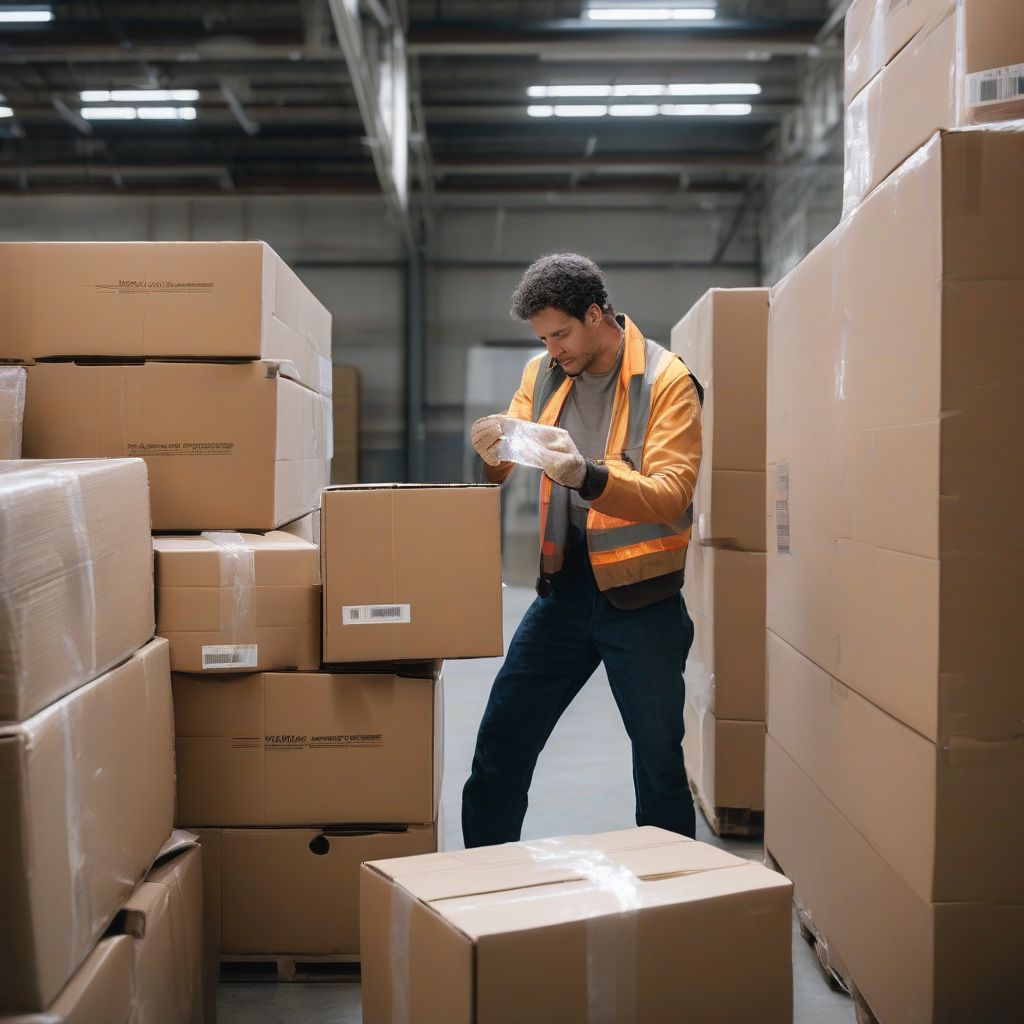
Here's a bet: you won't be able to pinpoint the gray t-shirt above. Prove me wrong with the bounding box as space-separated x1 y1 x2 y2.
559 344 623 529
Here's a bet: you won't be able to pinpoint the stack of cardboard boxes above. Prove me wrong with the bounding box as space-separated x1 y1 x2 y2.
0 458 204 1022
670 289 769 836
765 1 1024 1020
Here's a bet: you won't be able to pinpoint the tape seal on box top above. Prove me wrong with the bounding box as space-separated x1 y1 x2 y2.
201 531 255 651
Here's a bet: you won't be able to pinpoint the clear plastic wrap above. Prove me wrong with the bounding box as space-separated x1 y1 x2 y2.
200 531 255 649
493 416 570 469
0 364 26 459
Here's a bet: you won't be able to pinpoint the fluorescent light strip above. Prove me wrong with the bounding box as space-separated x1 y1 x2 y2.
0 7 53 23
0 106 13 118
79 89 199 103
586 8 716 21
81 106 197 121
529 83 760 99
527 102 750 118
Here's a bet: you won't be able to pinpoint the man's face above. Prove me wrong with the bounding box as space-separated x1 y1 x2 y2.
529 304 603 378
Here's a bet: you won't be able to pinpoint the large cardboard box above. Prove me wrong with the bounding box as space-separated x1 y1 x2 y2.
683 702 764 813
0 364 26 459
360 827 792 1024
766 737 1024 1024
0 458 154 722
0 936 138 1024
844 3 1024 212
685 547 765 722
195 824 437 960
844 0 953 103
23 361 329 531
768 631 1023 905
331 365 359 485
0 241 331 394
767 127 1024 744
154 521 320 673
115 836 206 1024
173 663 442 826
670 288 768 553
321 484 503 663
0 638 175 1013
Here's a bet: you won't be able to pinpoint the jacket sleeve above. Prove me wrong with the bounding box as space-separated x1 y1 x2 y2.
480 354 540 485
589 369 703 524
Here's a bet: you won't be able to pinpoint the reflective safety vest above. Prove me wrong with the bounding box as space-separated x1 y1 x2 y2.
530 315 703 593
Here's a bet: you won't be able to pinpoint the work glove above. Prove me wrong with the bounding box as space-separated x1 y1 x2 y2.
471 414 507 467
539 432 587 490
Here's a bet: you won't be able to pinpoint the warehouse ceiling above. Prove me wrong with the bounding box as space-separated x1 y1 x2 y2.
0 0 844 206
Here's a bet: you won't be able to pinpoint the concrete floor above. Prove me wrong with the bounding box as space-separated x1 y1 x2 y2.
219 586 854 1024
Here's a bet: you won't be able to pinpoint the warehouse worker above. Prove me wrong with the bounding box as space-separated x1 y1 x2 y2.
462 252 703 847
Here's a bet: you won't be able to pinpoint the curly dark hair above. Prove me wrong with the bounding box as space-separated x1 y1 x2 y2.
509 252 613 322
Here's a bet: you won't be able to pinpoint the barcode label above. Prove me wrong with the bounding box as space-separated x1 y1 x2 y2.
967 64 1024 108
775 462 791 556
202 644 258 670
343 604 411 626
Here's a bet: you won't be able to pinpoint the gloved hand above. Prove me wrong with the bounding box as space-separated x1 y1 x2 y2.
539 432 587 489
471 414 507 467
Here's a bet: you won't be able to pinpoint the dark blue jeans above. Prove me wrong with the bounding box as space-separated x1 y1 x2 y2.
462 528 696 847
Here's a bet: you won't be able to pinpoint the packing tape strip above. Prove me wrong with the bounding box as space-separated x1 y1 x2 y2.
389 883 415 1024
200 531 255 646
0 365 26 458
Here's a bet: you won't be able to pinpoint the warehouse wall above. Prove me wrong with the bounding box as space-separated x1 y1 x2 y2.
0 193 757 481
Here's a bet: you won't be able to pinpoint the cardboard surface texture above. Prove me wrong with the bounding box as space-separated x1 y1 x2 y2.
670 288 768 553
321 485 503 663
766 738 1024 1024
685 547 766 722
0 638 175 1013
195 824 437 958
154 519 320 673
0 364 26 459
683 702 765 812
0 458 155 722
767 127 1024 744
331 365 359 484
23 360 329 531
768 632 1024 905
360 827 792 1024
844 2 1024 212
0 241 331 394
173 664 443 826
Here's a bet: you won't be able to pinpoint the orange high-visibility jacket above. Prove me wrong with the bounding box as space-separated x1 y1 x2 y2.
486 314 703 591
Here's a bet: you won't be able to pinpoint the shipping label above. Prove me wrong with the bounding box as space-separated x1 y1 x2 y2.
342 603 411 625
966 64 1024 108
202 643 258 670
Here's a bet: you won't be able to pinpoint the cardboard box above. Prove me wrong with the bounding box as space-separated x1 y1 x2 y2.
766 737 1024 1024
683 702 764 813
767 127 1024 744
671 289 768 554
0 935 138 1024
844 3 1024 212
844 0 953 103
0 241 331 394
195 824 437 959
173 663 442 826
116 836 206 1024
23 360 329 531
321 485 503 663
0 458 154 722
154 520 320 673
0 364 26 459
768 631 1023 905
685 547 765 722
331 365 359 485
360 827 792 1024
0 638 175 1013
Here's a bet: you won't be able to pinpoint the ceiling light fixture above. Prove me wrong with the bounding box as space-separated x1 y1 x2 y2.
609 104 659 117
81 107 137 120
553 105 608 117
0 5 53 23
585 3 716 22
529 82 760 99
527 105 554 118
137 106 197 120
661 102 752 116
0 106 13 118
79 89 199 103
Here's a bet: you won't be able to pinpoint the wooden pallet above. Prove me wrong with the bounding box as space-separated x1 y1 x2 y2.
690 782 764 838
764 850 880 1024
219 955 361 984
